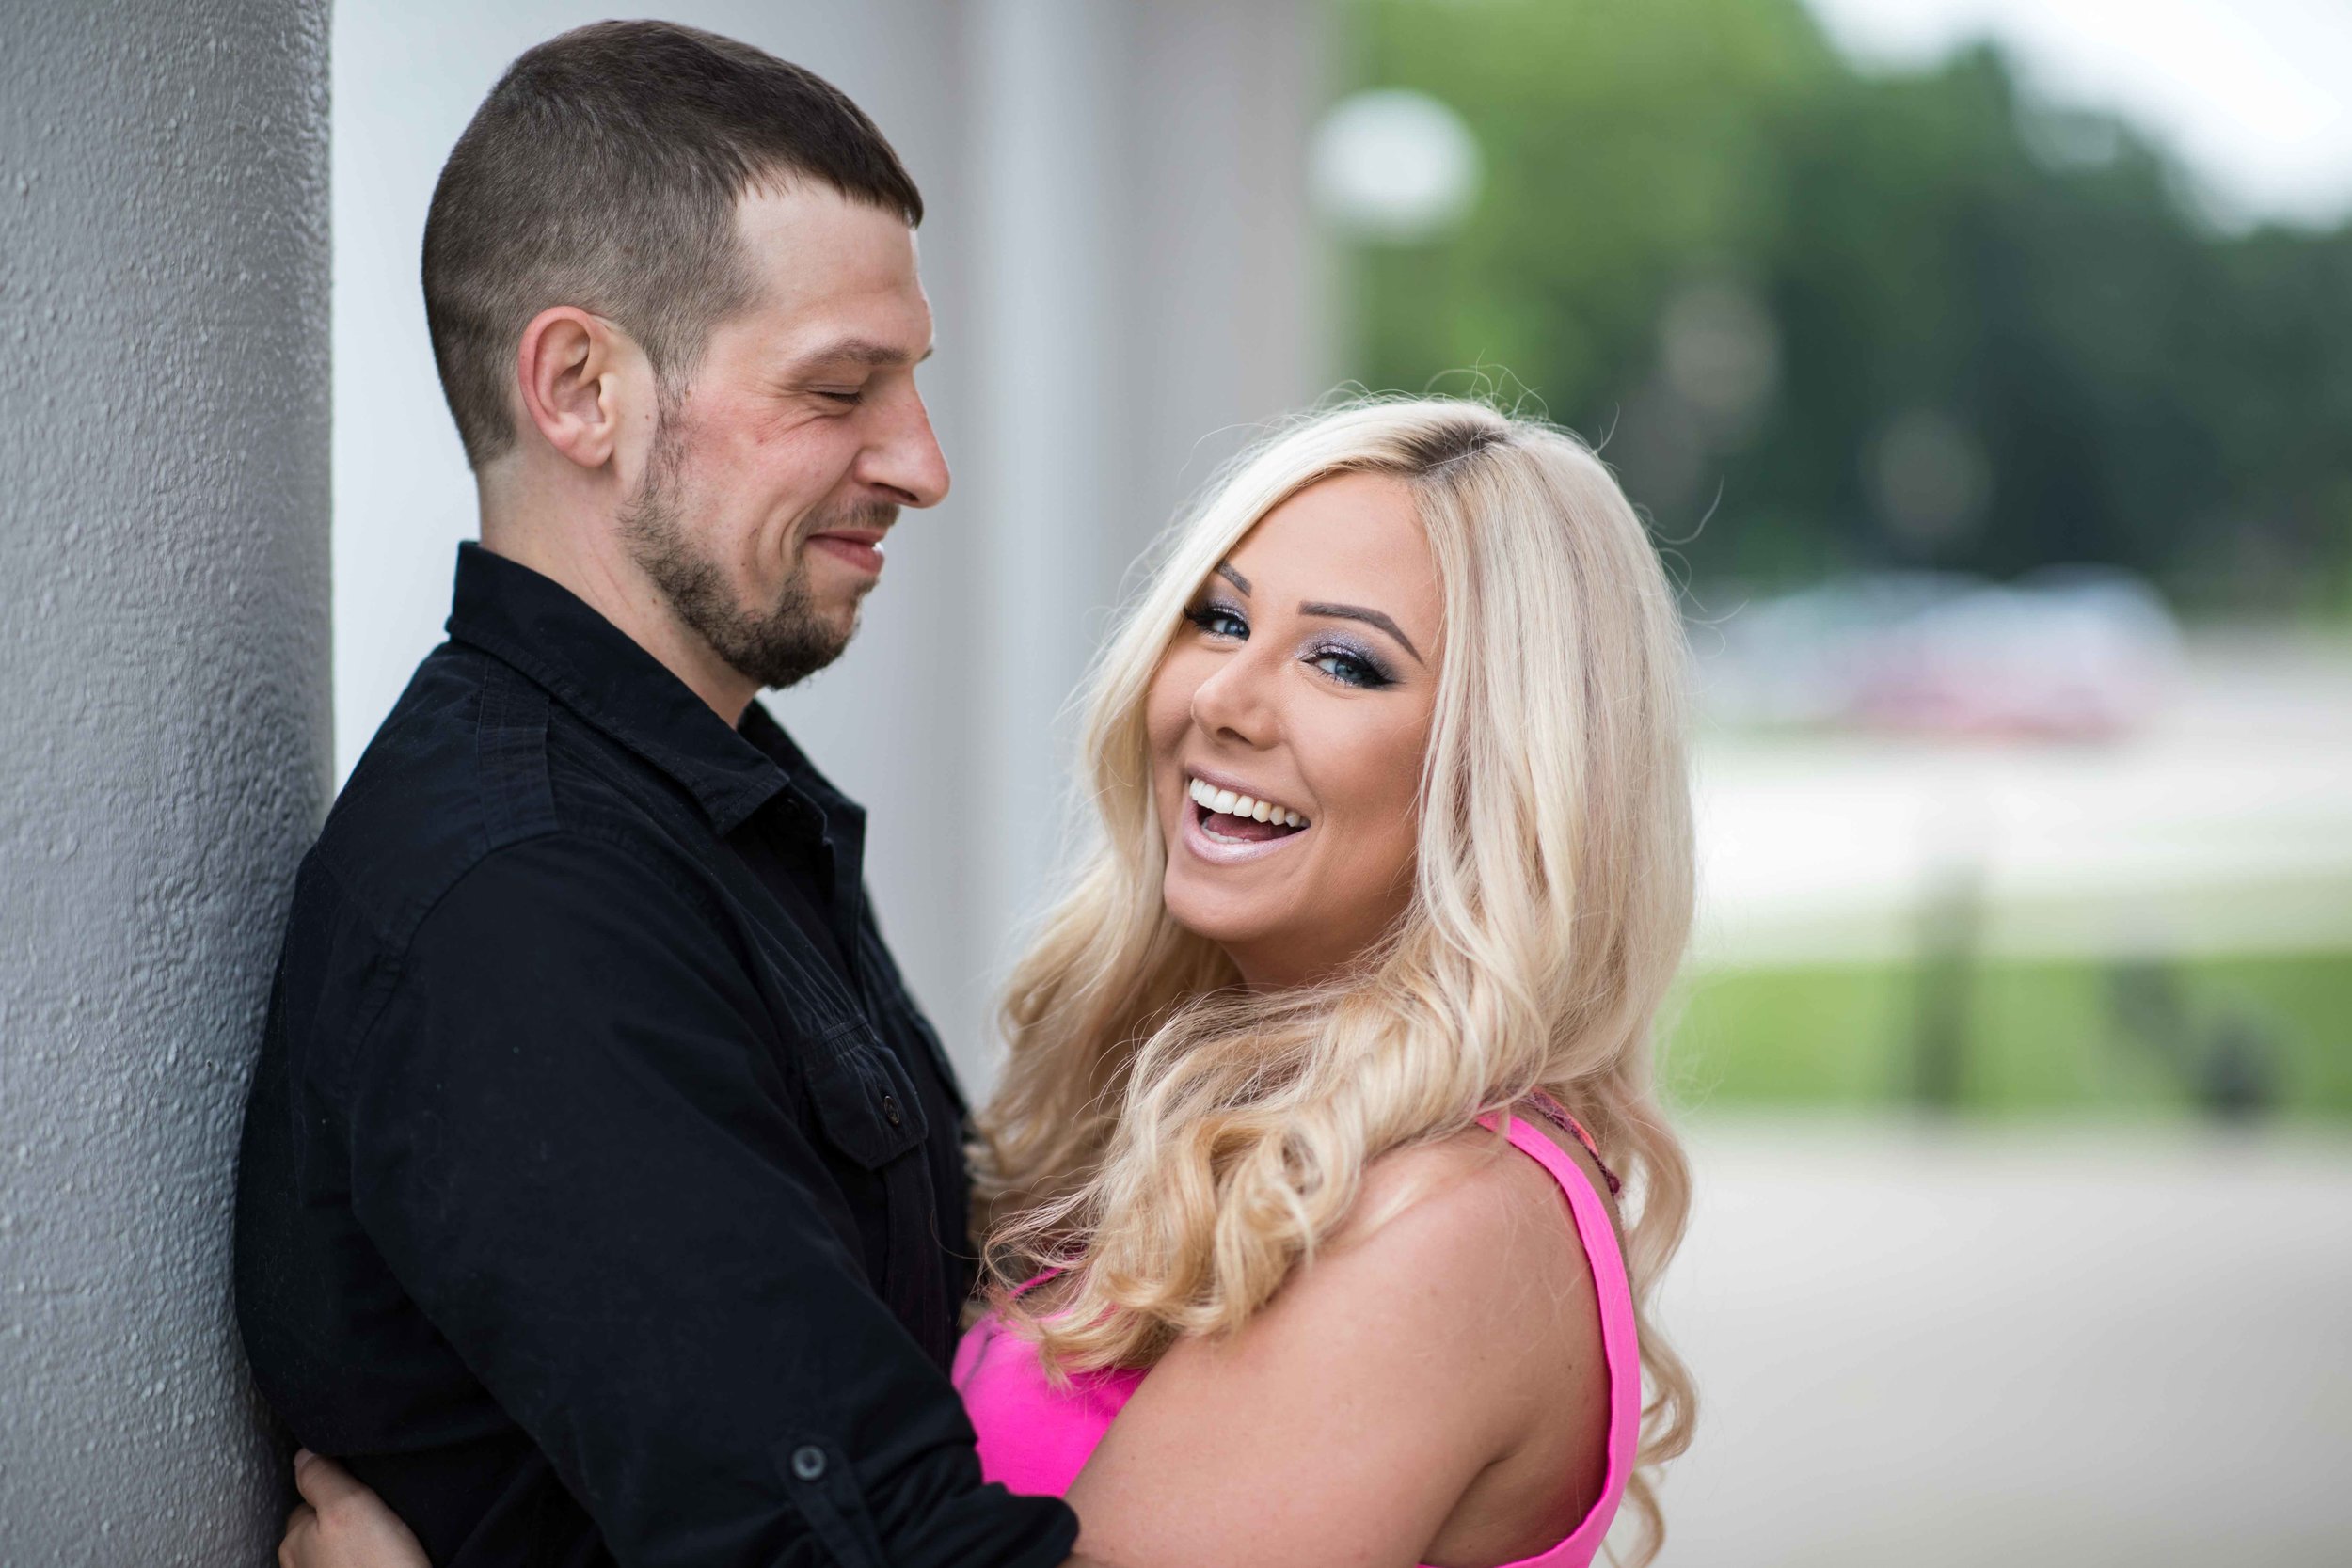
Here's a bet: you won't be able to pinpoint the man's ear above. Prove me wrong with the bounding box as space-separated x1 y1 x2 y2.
514 306 628 470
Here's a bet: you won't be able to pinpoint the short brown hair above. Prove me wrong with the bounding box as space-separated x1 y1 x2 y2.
422 21 924 467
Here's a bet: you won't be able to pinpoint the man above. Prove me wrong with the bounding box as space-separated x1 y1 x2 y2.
235 23 1080 1567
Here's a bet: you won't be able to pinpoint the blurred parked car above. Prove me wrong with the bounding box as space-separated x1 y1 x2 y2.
1705 568 2185 740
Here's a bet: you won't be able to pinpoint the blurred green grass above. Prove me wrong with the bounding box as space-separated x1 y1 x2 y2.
1664 950 2352 1117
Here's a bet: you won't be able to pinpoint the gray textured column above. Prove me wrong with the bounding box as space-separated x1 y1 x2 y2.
0 2 331 1559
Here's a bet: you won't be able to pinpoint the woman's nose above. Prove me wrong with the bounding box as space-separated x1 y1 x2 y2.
1188 647 1279 746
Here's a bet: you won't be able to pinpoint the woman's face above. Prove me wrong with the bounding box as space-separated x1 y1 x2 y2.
1145 471 1444 990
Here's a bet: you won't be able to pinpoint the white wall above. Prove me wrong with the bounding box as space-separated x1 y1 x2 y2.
332 0 1327 1082
0 0 331 1558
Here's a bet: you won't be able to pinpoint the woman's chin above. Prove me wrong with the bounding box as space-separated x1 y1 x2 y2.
1162 906 1255 956
1159 878 1277 959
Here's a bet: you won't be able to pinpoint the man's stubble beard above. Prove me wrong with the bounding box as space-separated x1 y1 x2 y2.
617 407 892 693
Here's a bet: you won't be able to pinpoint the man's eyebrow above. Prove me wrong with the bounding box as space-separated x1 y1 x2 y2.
1300 602 1424 665
1214 561 1251 594
794 336 934 370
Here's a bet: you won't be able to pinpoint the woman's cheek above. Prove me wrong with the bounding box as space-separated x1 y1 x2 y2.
1141 680 1189 781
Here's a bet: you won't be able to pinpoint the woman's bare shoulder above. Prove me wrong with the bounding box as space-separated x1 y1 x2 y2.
1338 1115 1613 1283
1067 1120 1609 1568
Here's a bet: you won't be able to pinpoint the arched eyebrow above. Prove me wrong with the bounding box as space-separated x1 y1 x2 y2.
1300 602 1424 665
1214 561 1251 594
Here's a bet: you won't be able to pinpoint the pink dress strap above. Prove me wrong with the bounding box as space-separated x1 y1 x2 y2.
1460 1099 1645 1567
1519 1086 1621 1195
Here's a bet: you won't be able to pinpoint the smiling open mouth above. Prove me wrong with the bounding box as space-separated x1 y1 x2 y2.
1186 775 1310 845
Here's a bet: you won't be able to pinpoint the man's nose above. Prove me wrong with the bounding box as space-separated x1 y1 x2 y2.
861 386 950 509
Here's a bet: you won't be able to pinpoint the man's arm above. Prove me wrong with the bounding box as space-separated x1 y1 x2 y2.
337 832 1073 1568
278 1451 1120 1568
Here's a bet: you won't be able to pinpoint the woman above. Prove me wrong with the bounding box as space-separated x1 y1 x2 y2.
282 397 1697 1568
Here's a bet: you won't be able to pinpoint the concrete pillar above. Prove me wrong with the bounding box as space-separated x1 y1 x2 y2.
0 2 332 1559
965 0 1136 1035
960 0 1328 1060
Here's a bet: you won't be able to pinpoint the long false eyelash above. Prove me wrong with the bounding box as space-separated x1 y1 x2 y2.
1307 639 1398 689
1183 598 1249 637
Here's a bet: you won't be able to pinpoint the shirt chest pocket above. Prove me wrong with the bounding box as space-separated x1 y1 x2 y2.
801 1017 930 1172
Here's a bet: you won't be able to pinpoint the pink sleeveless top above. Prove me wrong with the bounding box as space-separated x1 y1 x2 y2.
950 1094 1643 1567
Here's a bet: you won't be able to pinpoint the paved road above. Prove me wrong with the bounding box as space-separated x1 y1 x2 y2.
1634 1117 2352 1566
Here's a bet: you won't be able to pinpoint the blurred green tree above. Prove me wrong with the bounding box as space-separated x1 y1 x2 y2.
1343 0 2352 610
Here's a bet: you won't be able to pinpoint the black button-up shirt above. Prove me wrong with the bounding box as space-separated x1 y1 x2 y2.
234 544 1075 1568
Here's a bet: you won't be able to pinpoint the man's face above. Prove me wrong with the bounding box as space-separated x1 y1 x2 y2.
620 181 946 691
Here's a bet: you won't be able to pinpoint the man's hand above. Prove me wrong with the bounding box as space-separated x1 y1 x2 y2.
278 1450 429 1568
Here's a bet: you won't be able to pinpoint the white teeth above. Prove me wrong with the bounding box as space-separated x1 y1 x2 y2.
1184 775 1309 830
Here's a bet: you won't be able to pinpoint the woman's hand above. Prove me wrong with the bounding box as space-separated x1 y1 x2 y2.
278 1450 430 1568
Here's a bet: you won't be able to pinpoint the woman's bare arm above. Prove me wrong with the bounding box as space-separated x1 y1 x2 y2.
1063 1130 1601 1568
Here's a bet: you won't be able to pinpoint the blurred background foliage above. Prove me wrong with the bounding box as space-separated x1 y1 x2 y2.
1342 0 2352 614
1674 950 2352 1115
1333 0 2352 1124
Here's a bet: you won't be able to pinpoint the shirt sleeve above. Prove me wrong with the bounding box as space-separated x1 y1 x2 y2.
339 831 1075 1568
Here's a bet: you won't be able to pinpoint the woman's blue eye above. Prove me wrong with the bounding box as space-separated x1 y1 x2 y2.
1310 646 1393 689
1184 603 1248 640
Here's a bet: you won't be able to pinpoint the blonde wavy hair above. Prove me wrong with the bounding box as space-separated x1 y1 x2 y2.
974 397 1696 1562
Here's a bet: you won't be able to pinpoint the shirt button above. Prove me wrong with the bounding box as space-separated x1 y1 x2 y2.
790 1444 827 1481
881 1094 902 1127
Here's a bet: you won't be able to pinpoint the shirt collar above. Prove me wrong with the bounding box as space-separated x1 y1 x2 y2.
739 701 868 853
444 542 853 838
